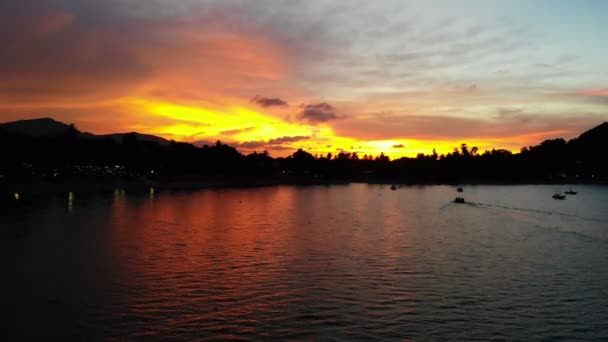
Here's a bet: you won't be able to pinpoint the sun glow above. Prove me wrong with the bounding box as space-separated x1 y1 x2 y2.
114 98 559 159
131 98 329 147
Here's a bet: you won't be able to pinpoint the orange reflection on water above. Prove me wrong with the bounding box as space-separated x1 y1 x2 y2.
107 187 301 329
103 185 422 338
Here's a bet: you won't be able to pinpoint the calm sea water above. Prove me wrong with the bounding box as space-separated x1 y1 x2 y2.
1 184 608 340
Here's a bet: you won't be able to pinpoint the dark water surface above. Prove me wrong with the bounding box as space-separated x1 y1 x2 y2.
1 184 608 340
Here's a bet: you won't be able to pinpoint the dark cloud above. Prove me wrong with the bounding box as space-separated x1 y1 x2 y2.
221 127 256 135
297 103 342 124
237 135 309 150
268 135 309 144
251 95 288 108
498 108 525 117
238 140 267 149
392 144 405 148
496 108 534 124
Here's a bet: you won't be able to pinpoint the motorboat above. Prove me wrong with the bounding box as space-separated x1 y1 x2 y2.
565 188 577 195
552 193 566 200
454 197 465 203
457 187 463 192
390 184 397 190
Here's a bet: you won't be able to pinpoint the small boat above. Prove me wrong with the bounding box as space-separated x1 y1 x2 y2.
390 184 397 190
565 188 577 195
457 187 463 193
552 193 566 200
454 197 465 203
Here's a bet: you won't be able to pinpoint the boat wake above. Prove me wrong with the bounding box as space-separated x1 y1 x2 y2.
471 201 606 224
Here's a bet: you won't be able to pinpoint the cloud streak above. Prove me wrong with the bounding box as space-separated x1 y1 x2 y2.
237 135 310 152
578 89 608 97
297 103 342 124
251 96 289 108
221 127 257 135
333 112 603 143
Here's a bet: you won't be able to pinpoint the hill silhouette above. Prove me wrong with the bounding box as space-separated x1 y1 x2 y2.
0 118 170 145
96 132 170 146
575 122 608 151
0 118 72 137
1 117 607 190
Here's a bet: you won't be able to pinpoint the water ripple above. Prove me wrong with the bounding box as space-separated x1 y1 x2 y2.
1 184 608 340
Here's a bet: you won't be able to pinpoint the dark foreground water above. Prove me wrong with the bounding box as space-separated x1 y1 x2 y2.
1 184 608 340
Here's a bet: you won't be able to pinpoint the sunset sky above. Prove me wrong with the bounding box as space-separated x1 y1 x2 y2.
1 0 607 157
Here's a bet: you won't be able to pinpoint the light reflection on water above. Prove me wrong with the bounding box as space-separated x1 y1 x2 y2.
67 192 74 214
1 184 608 340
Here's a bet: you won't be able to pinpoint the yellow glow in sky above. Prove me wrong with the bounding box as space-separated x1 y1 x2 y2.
133 98 328 148
116 98 558 158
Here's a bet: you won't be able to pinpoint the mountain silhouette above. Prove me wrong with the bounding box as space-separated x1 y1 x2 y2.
0 118 169 145
0 118 72 137
575 122 608 147
96 133 170 145
1 117 607 186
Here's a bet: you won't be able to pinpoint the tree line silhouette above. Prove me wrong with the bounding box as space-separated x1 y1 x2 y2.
1 120 607 185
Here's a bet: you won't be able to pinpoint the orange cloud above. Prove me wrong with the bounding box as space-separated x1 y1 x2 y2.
0 7 291 108
29 10 75 37
578 89 608 97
